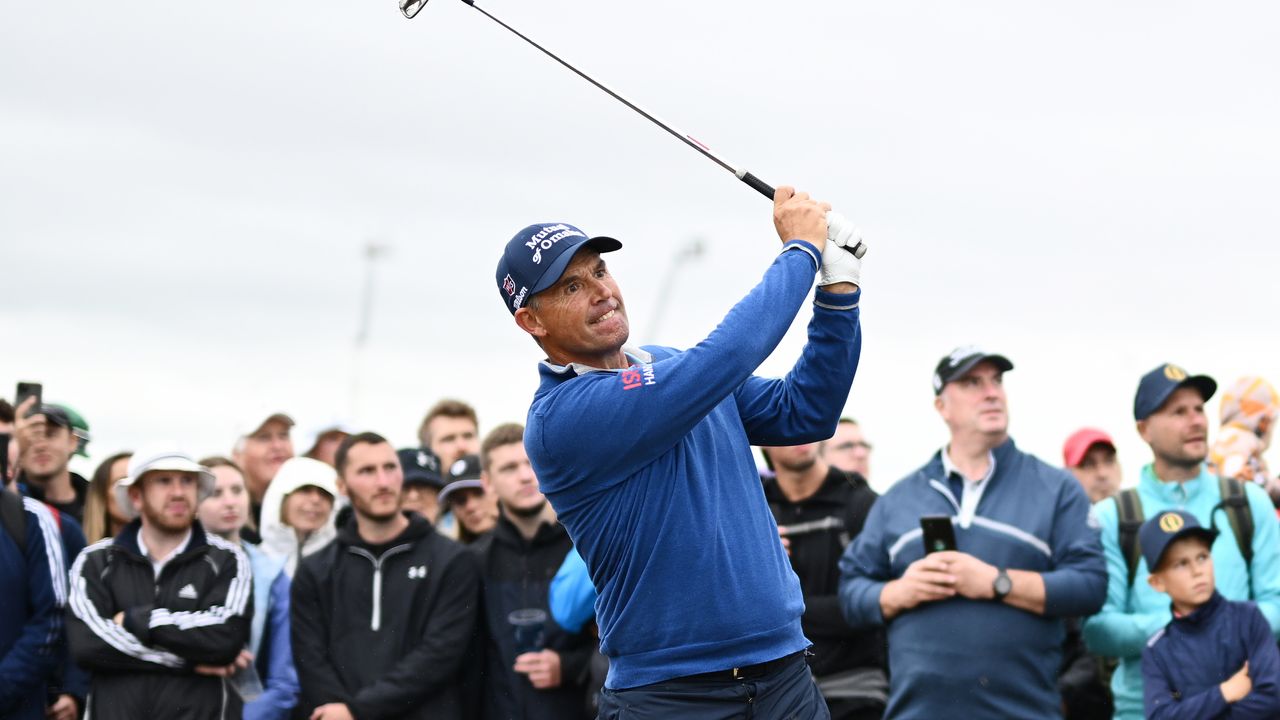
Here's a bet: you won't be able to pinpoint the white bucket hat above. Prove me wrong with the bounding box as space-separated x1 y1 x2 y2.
114 446 216 521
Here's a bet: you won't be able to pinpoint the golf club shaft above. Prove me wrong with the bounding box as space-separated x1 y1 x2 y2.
462 1 776 201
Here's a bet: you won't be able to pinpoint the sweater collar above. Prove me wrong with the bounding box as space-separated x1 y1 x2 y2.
1139 463 1215 505
1171 590 1225 628
538 344 653 379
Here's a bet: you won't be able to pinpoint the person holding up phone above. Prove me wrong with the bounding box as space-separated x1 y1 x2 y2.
838 346 1106 719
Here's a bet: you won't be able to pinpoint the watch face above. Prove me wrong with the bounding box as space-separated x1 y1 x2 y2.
994 572 1013 596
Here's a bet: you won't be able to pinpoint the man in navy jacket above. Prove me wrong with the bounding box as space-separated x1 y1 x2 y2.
495 188 863 717
838 347 1107 719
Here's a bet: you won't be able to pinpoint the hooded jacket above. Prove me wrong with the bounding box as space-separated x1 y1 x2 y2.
242 542 299 720
471 515 594 720
65 519 252 720
1142 592 1280 719
258 457 338 577
839 439 1107 719
1083 464 1280 720
291 512 481 720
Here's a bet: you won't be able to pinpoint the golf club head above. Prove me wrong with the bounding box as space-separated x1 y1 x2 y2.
400 0 428 19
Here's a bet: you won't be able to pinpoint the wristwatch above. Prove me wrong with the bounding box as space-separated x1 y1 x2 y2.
992 568 1012 601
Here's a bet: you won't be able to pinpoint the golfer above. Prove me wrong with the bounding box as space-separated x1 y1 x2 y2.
494 187 863 718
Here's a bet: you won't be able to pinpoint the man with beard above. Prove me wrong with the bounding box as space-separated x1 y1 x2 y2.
17 404 90 523
1083 364 1280 720
290 432 481 720
839 347 1106 718
471 423 594 720
66 447 253 720
761 442 885 720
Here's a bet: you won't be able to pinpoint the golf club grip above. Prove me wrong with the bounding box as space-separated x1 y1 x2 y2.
738 171 775 201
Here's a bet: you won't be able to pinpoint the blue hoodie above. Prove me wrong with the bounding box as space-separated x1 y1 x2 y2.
838 440 1107 719
1083 465 1280 720
1143 592 1280 719
0 497 66 720
525 241 861 690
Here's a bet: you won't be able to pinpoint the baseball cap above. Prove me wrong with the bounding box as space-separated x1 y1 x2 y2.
494 222 622 316
932 345 1015 395
1133 363 1217 421
1139 509 1218 572
114 445 216 521
398 447 446 490
438 454 483 506
1062 428 1116 468
53 404 91 457
33 405 73 430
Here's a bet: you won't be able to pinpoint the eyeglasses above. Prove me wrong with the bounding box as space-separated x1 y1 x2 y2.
831 441 873 452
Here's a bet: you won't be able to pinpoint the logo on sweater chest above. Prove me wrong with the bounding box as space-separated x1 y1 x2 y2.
620 362 657 391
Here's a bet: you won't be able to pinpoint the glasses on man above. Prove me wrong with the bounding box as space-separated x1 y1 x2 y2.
831 441 873 452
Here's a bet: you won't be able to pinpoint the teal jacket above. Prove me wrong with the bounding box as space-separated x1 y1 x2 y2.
1082 464 1280 720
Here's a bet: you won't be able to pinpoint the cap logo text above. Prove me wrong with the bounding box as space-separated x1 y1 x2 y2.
525 224 585 264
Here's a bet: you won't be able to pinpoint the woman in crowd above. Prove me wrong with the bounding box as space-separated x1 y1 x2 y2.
198 456 300 720
82 451 131 543
257 456 338 575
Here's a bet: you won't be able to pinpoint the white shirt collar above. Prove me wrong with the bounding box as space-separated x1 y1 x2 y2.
137 528 193 577
940 445 997 528
541 344 653 376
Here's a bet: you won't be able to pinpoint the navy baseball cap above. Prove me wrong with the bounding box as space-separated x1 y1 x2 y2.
1139 509 1218 572
397 447 446 490
1133 363 1217 421
495 222 622 316
932 345 1014 395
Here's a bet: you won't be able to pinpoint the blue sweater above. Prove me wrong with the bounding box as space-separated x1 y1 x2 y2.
0 497 66 720
838 440 1107 719
1143 592 1280 719
525 241 861 689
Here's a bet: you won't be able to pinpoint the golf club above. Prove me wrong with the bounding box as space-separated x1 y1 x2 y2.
400 0 867 259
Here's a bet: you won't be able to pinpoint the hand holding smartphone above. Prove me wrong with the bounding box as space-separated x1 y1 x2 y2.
15 382 42 416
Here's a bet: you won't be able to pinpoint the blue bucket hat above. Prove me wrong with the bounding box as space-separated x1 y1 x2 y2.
495 222 622 316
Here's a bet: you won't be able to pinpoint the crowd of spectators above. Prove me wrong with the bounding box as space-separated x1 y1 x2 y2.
2 362 1278 719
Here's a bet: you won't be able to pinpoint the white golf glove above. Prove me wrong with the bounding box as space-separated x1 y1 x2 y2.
819 211 863 287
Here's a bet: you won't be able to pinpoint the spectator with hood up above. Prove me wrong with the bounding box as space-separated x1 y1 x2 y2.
258 457 338 576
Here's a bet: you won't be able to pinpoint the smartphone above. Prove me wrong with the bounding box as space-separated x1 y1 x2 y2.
15 382 42 415
920 515 957 554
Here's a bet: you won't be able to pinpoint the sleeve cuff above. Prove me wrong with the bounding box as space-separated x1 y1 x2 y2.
815 285 861 311
781 239 821 270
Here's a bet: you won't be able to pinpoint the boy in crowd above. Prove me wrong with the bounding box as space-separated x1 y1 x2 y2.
1141 510 1280 718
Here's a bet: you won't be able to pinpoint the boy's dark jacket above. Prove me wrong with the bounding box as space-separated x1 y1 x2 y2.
291 512 481 720
1142 591 1280 719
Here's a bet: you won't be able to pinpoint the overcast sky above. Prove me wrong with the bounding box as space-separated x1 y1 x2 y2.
3 0 1278 490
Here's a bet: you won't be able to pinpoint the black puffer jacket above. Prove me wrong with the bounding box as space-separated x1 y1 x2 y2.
291 512 481 720
66 519 253 720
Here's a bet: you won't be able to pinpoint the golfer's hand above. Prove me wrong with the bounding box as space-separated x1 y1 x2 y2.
773 186 830 252
879 554 957 620
930 551 998 600
514 649 563 689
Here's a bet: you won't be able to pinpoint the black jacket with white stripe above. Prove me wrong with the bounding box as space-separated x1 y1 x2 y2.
66 518 252 720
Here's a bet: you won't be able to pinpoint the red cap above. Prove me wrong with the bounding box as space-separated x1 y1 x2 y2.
1063 428 1116 468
